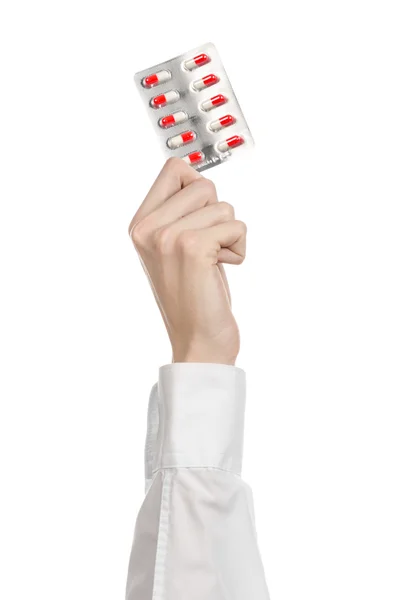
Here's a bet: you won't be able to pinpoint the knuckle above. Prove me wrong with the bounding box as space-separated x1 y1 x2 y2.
176 230 201 257
164 156 184 173
192 177 217 202
130 219 149 248
154 227 174 255
236 220 247 235
218 201 234 219
128 216 138 238
200 177 217 197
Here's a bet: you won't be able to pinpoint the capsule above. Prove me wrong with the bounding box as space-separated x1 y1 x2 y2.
142 70 171 88
200 94 227 112
159 111 188 129
209 114 236 132
182 151 205 166
183 53 210 71
167 130 196 149
192 74 219 92
150 90 180 109
217 135 244 153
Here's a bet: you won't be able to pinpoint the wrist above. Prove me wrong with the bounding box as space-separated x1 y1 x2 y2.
172 342 237 366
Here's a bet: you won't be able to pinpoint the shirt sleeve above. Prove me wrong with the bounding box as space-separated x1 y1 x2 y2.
126 363 270 600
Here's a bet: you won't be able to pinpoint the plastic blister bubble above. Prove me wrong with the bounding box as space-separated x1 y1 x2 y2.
134 42 254 172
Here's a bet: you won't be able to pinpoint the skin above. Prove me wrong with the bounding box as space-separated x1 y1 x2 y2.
128 157 247 366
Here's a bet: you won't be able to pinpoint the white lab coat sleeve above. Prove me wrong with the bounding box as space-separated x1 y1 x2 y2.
126 363 270 600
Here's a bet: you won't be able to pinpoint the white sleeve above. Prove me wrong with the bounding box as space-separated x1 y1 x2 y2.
126 363 270 600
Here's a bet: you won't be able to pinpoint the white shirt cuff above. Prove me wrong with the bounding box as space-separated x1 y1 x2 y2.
153 363 246 476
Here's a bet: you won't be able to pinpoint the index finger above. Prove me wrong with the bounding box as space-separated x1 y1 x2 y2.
129 157 202 232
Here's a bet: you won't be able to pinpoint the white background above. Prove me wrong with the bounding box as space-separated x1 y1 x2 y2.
0 1 396 599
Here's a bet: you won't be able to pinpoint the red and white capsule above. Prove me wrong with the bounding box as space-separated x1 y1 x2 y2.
182 151 205 166
142 70 171 88
167 130 196 149
183 53 210 71
209 114 236 132
159 111 188 129
150 90 180 109
217 135 244 153
200 94 227 112
192 74 219 92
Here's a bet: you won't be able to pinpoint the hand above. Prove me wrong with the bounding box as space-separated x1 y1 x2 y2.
128 158 247 365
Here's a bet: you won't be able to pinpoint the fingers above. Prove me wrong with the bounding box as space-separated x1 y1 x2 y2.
166 199 233 235
174 220 247 266
202 220 247 265
129 157 246 266
140 178 218 232
134 200 236 257
129 158 201 234
217 248 243 265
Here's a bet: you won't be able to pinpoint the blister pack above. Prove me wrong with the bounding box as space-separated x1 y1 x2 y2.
134 42 254 172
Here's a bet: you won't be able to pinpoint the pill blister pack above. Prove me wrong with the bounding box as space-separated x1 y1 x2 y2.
134 42 254 172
